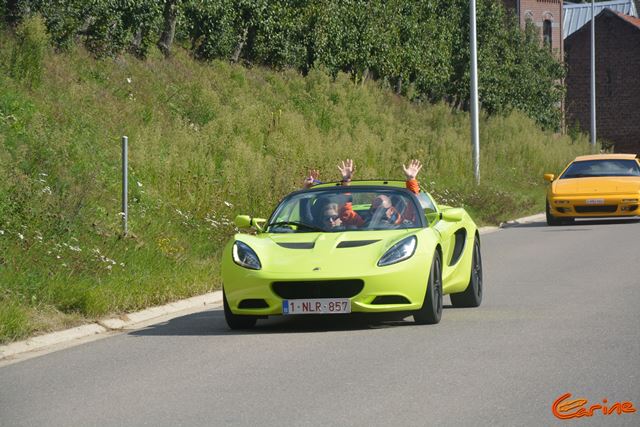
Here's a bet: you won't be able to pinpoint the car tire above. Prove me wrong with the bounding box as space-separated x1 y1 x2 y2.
450 238 483 308
546 201 561 226
414 251 443 325
223 289 257 330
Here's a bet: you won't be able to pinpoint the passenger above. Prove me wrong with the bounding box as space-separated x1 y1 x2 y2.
302 159 423 228
337 159 422 227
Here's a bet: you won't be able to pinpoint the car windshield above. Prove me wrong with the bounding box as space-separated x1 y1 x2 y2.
561 159 640 179
266 187 424 233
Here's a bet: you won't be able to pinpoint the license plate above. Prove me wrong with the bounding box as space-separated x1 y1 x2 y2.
586 198 605 205
282 299 351 315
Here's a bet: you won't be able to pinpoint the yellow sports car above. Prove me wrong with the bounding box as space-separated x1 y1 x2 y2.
544 154 640 225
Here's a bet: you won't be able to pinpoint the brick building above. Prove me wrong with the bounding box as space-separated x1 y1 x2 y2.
565 9 640 153
564 0 638 39
502 0 564 58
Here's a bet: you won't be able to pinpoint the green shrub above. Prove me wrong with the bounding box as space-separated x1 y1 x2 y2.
9 14 48 87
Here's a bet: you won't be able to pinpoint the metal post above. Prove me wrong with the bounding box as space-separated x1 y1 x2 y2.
590 0 597 151
470 0 480 184
122 136 128 236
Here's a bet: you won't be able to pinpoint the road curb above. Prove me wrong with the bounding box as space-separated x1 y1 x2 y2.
0 291 223 361
499 212 545 228
1 212 546 362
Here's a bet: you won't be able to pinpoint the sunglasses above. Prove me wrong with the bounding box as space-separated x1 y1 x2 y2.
322 215 339 222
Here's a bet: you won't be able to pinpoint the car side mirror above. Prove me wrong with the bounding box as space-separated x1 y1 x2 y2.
441 208 464 222
544 173 555 182
234 215 266 232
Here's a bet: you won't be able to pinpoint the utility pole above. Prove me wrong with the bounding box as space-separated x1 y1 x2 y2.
590 0 597 151
122 136 128 236
470 0 480 184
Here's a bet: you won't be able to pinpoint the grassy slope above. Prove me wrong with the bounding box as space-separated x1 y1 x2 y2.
0 42 592 343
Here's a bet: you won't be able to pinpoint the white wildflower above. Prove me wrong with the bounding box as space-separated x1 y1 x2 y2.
69 245 81 252
56 255 61 259
224 201 233 208
0 230 4 235
126 77 132 84
18 233 24 240
106 265 112 270
137 181 143 187
119 263 125 267
42 186 52 195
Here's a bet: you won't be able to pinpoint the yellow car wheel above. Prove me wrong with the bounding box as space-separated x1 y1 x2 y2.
546 201 562 226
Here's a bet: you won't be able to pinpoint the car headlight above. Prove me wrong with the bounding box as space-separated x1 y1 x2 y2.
232 241 262 270
378 236 417 267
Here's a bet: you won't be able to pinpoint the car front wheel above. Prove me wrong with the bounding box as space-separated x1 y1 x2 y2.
223 289 257 330
546 201 561 226
414 251 443 325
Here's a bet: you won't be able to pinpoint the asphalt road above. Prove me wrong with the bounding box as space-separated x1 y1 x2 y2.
1 219 639 427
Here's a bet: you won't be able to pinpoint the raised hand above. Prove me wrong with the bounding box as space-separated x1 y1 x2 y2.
402 159 423 180
337 159 355 182
303 169 320 189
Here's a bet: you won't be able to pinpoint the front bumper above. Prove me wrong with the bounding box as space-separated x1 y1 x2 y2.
549 195 639 218
223 259 430 316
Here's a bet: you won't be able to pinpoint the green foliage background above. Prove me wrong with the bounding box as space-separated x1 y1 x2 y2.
2 0 564 129
0 22 590 342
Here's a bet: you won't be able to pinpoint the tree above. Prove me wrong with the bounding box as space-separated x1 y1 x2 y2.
158 0 180 57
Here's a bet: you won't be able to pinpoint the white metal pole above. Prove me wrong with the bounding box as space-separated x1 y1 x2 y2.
590 0 597 150
122 136 128 236
470 0 480 184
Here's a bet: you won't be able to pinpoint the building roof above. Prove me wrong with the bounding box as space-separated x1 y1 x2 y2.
563 0 638 39
617 11 640 28
574 153 639 161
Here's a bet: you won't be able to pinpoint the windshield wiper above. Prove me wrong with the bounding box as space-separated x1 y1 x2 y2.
267 221 324 232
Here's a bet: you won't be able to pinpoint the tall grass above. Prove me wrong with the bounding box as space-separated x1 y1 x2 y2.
0 37 592 343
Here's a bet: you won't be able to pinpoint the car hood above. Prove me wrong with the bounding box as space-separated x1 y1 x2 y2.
235 229 419 274
552 177 640 196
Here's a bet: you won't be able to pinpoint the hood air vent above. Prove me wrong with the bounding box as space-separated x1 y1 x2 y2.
336 240 380 248
276 242 315 249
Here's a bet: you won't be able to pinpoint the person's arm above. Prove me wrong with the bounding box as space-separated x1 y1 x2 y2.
337 159 355 186
402 159 422 194
336 159 363 225
302 169 321 189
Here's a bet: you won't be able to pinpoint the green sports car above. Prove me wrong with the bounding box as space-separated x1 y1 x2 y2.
221 180 483 329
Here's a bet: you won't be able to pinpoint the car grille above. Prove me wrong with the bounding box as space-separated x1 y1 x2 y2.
272 280 364 299
574 205 617 213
